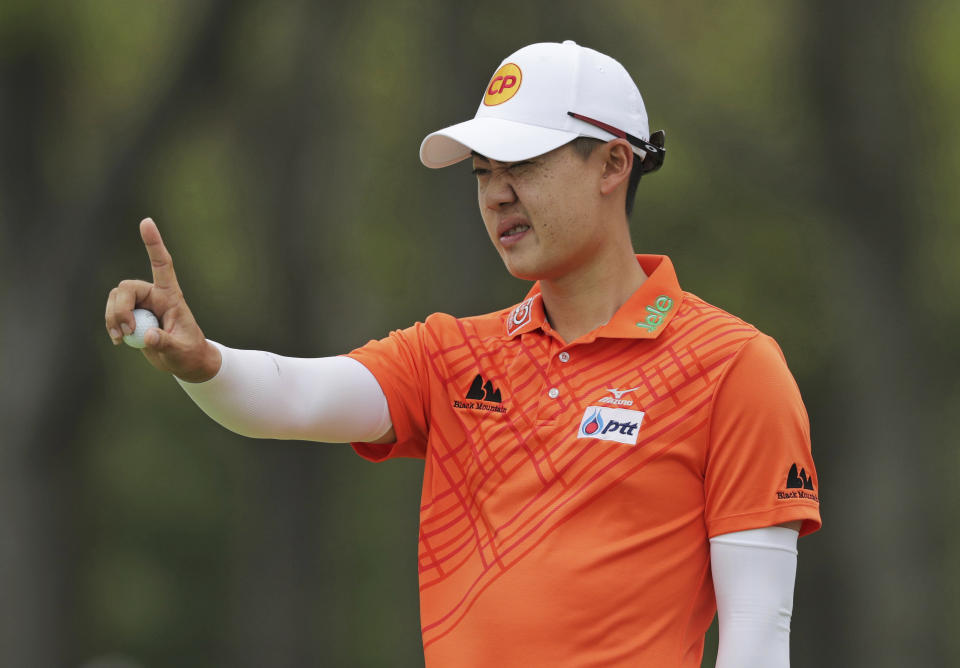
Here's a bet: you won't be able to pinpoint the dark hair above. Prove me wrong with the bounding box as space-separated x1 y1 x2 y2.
569 137 643 216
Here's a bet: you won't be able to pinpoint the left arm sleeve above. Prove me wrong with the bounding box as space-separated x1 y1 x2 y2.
346 320 433 462
710 526 799 668
704 334 821 538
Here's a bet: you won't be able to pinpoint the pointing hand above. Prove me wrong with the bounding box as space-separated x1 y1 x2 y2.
104 218 221 382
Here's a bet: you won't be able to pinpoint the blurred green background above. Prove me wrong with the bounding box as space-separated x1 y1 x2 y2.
1 0 957 666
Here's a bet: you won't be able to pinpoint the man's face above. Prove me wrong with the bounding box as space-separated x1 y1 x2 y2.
472 143 608 282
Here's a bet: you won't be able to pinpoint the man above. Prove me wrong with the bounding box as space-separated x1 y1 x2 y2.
105 41 820 667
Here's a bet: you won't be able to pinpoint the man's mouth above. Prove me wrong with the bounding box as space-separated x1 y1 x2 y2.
501 223 531 239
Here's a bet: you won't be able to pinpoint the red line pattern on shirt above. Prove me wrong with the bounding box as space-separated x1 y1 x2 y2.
404 295 758 646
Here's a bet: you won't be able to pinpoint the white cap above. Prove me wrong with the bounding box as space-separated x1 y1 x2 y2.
420 40 651 169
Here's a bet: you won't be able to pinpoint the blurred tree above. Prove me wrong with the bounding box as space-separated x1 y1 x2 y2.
0 1 238 665
797 0 946 664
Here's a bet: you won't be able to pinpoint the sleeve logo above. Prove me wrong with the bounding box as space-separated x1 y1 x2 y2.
577 406 645 445
776 463 819 502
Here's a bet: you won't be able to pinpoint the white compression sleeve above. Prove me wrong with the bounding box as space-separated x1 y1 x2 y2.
175 340 393 443
710 525 799 668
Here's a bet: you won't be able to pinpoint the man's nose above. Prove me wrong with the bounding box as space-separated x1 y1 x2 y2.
483 171 518 210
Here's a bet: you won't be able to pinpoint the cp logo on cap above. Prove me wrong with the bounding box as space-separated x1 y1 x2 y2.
483 63 522 106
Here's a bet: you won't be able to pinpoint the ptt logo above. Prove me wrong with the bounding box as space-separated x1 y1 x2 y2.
483 63 522 106
577 406 646 446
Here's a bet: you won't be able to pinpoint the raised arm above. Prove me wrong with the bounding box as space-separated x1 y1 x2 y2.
175 343 395 444
105 218 396 444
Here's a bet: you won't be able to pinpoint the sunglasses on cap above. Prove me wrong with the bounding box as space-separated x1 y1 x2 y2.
567 112 666 174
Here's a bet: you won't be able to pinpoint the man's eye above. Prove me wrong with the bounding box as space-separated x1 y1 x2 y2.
472 167 490 176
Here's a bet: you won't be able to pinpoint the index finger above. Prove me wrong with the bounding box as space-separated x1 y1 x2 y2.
140 218 180 290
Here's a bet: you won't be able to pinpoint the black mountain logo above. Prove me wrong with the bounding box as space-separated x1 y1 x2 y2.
786 463 815 490
466 373 502 403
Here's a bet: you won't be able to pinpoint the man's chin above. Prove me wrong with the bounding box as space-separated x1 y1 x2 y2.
500 254 549 282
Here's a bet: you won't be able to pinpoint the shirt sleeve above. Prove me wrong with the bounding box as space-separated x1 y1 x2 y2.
704 334 822 538
346 321 431 462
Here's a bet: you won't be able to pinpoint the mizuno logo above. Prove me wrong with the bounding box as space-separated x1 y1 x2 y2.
607 387 640 400
600 386 641 406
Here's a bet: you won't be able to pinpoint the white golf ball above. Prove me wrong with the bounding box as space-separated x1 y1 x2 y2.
123 308 160 349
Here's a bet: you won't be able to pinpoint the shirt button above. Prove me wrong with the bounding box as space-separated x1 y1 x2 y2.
558 352 571 363
548 387 560 399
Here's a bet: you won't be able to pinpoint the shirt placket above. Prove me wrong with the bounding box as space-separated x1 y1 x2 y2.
536 338 576 425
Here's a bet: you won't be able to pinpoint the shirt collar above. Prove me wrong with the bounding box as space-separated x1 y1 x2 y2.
503 255 683 340
504 293 548 337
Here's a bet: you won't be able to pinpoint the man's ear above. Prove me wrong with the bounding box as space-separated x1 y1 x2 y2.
599 139 634 196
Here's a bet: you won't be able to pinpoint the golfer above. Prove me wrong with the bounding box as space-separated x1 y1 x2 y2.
105 40 821 668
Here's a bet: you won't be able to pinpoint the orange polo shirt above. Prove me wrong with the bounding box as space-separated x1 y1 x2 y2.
347 255 821 668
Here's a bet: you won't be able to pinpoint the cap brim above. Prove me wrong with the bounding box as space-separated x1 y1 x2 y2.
420 117 579 169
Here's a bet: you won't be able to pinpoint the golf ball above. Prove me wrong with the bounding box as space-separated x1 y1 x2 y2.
123 308 159 349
